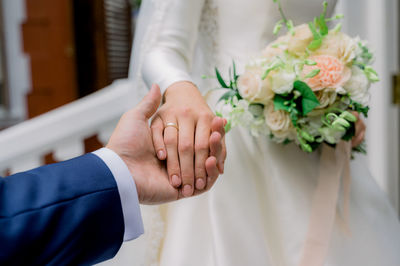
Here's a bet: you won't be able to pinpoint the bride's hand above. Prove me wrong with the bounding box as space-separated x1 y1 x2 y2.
150 81 226 197
352 112 366 148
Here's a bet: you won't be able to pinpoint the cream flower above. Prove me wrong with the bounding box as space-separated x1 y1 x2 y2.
268 69 296 94
262 35 289 58
314 89 337 109
287 24 313 57
264 104 294 141
313 31 357 64
303 55 351 91
237 68 274 104
343 66 371 106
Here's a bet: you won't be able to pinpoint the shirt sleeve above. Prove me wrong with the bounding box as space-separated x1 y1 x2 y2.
92 148 144 241
141 0 206 94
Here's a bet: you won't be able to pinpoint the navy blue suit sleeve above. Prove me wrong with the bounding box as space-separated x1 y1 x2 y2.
0 153 125 265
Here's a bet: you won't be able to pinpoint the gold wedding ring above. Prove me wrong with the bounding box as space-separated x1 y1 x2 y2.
165 122 179 131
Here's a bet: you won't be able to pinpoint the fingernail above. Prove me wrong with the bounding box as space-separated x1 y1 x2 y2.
195 178 205 190
172 175 181 187
183 185 192 197
157 150 165 159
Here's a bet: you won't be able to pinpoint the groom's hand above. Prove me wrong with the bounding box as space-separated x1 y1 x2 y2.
106 84 222 204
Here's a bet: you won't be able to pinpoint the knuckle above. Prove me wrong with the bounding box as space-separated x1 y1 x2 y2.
179 142 193 153
181 174 194 183
164 135 176 146
195 142 209 153
195 167 206 177
151 123 163 131
199 111 214 120
168 166 180 175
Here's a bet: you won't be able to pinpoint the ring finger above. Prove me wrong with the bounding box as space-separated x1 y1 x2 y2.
163 116 181 188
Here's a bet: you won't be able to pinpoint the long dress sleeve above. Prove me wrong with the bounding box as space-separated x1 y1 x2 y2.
141 0 206 94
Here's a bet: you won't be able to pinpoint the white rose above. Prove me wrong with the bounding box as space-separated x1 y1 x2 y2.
237 68 274 104
268 69 296 94
343 66 371 106
288 24 313 57
264 104 294 141
314 89 337 109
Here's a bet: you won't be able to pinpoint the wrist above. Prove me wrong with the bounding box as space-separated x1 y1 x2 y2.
164 81 201 101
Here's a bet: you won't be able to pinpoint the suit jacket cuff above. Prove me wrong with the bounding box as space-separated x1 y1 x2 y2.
93 148 144 241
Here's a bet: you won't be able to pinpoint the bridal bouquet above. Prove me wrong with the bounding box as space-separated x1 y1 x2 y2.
213 1 379 153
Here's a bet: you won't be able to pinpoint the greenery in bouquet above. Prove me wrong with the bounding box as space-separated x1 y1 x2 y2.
213 0 379 153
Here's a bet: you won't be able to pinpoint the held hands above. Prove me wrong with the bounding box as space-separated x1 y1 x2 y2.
107 84 224 204
150 81 227 197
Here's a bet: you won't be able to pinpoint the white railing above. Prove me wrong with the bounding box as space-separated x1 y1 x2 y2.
0 79 139 175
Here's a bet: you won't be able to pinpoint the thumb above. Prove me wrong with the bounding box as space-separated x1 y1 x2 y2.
135 84 162 119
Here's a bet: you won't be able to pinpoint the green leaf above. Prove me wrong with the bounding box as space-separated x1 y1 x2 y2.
308 39 323 50
293 80 320 115
218 90 237 102
350 101 370 117
215 67 229 88
304 69 320 78
283 139 292 145
232 61 238 82
273 94 291 112
352 141 367 155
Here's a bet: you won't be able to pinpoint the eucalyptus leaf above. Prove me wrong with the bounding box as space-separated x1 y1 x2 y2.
215 67 229 88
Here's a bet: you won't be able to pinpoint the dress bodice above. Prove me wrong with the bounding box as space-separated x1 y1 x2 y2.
211 0 337 67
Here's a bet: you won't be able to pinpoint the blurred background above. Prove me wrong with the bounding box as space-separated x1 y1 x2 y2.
0 0 399 216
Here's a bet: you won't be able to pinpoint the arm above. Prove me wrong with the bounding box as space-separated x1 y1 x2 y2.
141 0 226 197
0 154 127 265
141 0 205 93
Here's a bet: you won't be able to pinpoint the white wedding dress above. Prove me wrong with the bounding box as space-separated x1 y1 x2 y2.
107 0 400 265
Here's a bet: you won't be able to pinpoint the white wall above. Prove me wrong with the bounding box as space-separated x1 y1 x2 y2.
336 0 399 211
2 0 31 120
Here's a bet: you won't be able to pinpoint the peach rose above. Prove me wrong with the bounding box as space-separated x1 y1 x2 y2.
288 24 313 57
312 31 357 64
303 55 351 91
237 68 274 104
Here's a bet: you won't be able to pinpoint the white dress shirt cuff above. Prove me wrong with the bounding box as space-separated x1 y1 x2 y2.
92 148 144 241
